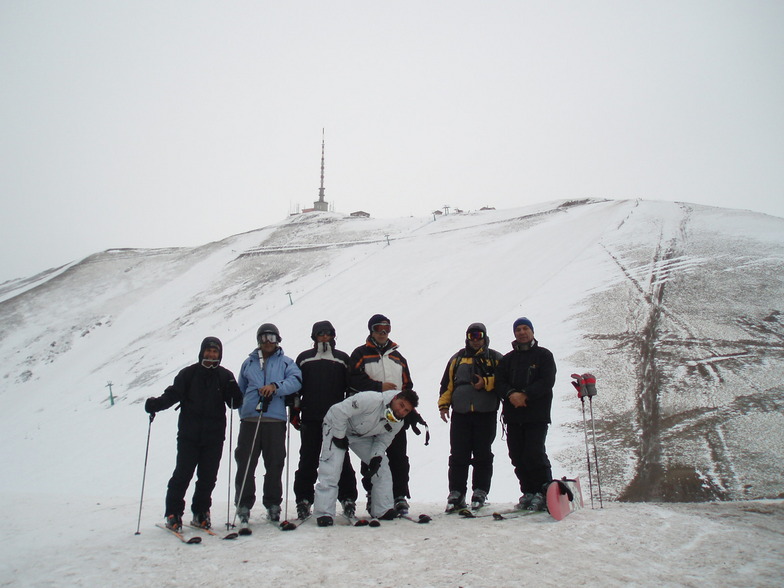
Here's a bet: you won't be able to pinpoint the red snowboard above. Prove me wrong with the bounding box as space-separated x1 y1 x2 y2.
546 477 583 521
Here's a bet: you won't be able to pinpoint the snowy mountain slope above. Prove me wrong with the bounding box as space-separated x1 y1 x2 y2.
2 198 784 586
1 198 782 506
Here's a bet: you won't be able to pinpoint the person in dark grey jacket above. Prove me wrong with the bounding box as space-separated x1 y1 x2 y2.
437 323 504 512
495 317 556 512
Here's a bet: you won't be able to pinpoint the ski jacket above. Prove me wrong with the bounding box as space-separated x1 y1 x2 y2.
348 338 413 393
295 340 351 422
238 346 302 421
323 390 405 460
438 345 504 414
495 340 556 424
150 363 242 436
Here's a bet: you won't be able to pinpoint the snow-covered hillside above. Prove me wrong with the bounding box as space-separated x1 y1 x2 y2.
1 199 783 585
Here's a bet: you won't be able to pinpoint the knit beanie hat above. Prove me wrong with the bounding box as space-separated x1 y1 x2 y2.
513 317 534 332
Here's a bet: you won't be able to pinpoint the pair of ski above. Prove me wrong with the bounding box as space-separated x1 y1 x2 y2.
458 507 543 521
238 516 295 534
341 512 431 527
156 523 239 544
456 477 585 522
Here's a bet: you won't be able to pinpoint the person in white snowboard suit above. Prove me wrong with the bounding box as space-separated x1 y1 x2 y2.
313 388 419 526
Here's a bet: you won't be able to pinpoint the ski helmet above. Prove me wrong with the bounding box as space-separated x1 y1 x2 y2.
256 323 282 345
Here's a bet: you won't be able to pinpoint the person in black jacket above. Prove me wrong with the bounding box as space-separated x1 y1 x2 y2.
292 320 358 519
437 322 504 512
145 336 243 531
495 317 556 512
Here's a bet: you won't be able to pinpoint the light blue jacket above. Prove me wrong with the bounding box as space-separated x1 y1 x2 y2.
237 347 302 421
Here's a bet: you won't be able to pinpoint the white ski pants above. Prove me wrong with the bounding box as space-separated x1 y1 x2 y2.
313 429 393 519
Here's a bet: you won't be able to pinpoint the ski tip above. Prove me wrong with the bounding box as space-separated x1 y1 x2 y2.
492 512 506 520
368 519 381 527
223 532 239 540
187 536 203 544
417 514 432 523
458 509 475 518
280 521 297 531
354 518 370 526
238 527 252 536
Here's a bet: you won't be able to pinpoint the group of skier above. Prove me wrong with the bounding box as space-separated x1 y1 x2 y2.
144 313 555 532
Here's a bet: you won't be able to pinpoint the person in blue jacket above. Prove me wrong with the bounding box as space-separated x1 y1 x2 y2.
234 323 302 526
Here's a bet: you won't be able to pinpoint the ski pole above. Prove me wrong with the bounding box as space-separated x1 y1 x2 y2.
226 405 235 531
580 397 595 509
233 412 264 527
579 373 602 508
134 413 155 535
283 405 292 523
572 374 595 509
588 396 604 508
233 354 268 527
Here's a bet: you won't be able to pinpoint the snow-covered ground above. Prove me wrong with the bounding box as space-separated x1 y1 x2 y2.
3 493 782 586
1 200 783 586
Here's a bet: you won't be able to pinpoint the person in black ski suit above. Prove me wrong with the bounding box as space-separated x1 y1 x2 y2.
348 314 427 516
495 317 556 511
437 322 504 512
292 320 358 519
145 336 243 531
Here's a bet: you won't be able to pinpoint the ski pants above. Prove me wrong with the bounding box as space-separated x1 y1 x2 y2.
448 411 497 496
314 430 394 519
293 419 358 504
165 430 224 518
505 421 552 495
360 427 409 499
234 419 286 511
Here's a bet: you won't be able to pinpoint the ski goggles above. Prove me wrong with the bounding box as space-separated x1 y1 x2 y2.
384 406 400 423
258 333 279 344
371 323 391 334
466 331 485 341
315 330 335 337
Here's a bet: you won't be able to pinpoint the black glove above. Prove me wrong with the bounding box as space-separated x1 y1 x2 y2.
144 398 158 414
332 436 349 450
408 409 428 435
367 455 382 477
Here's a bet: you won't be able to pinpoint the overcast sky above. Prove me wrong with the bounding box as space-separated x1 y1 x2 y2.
1 1 782 283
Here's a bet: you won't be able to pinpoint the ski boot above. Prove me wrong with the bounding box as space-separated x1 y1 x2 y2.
470 489 488 510
394 496 409 516
341 499 356 519
165 514 183 532
527 493 546 511
445 491 467 513
296 500 311 520
191 511 211 529
267 505 281 522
